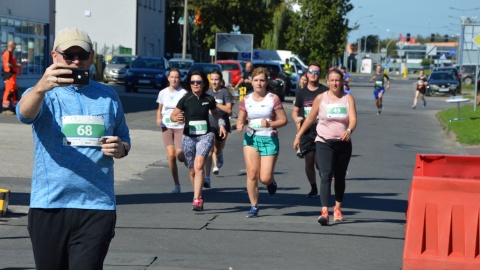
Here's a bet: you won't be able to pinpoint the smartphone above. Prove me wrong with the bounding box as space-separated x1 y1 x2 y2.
58 68 90 85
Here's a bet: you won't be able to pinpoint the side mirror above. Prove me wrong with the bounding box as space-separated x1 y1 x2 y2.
298 70 303 75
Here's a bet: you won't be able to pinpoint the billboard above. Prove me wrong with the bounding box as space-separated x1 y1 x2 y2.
215 33 253 61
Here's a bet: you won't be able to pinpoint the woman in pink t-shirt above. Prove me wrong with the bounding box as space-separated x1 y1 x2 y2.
293 69 357 225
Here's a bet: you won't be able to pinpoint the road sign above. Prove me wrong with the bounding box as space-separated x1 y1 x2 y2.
386 57 391 63
426 45 437 56
473 34 480 48
440 53 447 60
449 49 456 56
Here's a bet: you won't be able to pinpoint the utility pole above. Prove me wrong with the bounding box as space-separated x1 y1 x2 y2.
182 0 188 59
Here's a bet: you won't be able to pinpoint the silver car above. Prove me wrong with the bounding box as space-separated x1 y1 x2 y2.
168 58 194 82
103 55 138 83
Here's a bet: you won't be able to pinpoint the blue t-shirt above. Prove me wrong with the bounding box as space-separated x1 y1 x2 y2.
16 81 130 210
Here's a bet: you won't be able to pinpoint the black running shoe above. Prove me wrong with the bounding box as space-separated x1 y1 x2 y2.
267 180 277 195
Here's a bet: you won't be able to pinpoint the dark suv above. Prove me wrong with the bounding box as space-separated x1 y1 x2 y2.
432 67 462 86
252 60 290 101
124 57 168 92
427 71 461 96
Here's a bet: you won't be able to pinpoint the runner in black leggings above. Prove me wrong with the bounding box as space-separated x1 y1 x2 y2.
170 71 226 211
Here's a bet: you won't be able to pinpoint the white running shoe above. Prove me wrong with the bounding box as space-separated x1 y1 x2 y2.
171 184 181 193
213 166 219 175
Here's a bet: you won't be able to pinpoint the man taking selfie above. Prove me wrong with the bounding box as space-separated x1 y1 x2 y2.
16 27 130 270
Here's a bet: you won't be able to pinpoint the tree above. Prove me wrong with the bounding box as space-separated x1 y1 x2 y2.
261 2 294 50
420 58 431 67
285 0 353 73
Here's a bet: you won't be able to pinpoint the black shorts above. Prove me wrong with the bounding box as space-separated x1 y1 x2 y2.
28 208 116 270
417 87 426 95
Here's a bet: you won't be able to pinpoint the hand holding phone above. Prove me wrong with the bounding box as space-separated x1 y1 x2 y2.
58 68 90 85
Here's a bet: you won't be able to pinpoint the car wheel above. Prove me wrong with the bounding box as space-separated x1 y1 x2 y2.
425 87 432 96
463 77 473 85
125 85 132 92
450 90 456 96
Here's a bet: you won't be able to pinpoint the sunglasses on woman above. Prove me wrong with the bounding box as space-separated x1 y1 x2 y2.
190 80 203 85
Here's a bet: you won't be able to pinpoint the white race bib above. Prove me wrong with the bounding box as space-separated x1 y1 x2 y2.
162 114 181 128
248 118 270 131
215 98 224 105
188 120 208 135
304 107 312 118
62 115 105 147
326 104 348 119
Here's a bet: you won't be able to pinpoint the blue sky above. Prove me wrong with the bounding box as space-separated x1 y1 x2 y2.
347 0 480 43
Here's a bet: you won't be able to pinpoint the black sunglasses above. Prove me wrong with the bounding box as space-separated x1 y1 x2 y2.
56 50 91 61
190 80 203 85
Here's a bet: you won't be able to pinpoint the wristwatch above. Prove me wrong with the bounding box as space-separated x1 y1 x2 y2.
122 143 129 157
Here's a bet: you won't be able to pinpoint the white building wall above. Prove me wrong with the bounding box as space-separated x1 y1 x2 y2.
55 0 137 56
0 0 50 22
136 1 165 57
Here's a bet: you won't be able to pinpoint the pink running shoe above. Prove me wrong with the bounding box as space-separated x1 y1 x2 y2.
318 208 329 225
334 206 343 222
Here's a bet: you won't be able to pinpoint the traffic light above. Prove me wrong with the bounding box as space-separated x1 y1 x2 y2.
430 34 435 42
406 33 411 42
444 34 448 42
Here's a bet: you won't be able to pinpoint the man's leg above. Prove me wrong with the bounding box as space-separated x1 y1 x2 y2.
69 209 116 270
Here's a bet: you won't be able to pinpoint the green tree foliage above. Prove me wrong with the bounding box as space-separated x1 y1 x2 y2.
189 0 281 50
261 2 293 50
285 0 353 71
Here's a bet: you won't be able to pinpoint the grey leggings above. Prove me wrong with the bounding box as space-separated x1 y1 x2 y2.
315 140 352 207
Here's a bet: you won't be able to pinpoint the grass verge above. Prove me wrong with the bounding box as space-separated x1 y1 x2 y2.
437 104 480 145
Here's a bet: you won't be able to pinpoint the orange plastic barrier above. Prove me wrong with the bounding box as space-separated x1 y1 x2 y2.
403 154 480 270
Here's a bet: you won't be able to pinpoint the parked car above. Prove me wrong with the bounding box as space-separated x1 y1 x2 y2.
432 66 462 86
188 63 223 75
124 57 169 92
168 58 194 83
216 60 243 86
455 64 479 85
252 60 290 101
426 71 461 96
90 64 96 81
103 55 138 83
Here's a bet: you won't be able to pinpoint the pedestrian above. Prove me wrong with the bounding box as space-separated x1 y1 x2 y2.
291 62 329 197
412 70 428 109
2 40 21 115
283 58 294 76
369 65 390 115
204 69 233 187
236 67 288 218
293 69 357 225
298 71 308 90
156 67 187 193
340 66 351 94
16 28 130 269
235 61 254 94
170 70 226 211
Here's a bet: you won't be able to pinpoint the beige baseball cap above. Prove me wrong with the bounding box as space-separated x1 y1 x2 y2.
53 28 92 52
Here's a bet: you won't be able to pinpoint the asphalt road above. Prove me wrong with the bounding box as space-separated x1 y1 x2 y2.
0 74 471 269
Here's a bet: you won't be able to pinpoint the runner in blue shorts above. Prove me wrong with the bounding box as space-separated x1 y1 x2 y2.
369 65 390 115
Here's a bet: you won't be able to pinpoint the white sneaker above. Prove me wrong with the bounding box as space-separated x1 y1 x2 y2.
213 166 219 175
171 184 181 193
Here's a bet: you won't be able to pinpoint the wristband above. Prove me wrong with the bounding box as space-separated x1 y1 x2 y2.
218 118 226 126
347 128 352 134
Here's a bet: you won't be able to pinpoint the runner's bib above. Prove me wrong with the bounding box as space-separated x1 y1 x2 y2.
304 107 312 118
188 120 208 135
248 118 270 131
326 104 348 119
215 98 224 105
163 114 181 128
375 80 383 88
62 116 105 147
